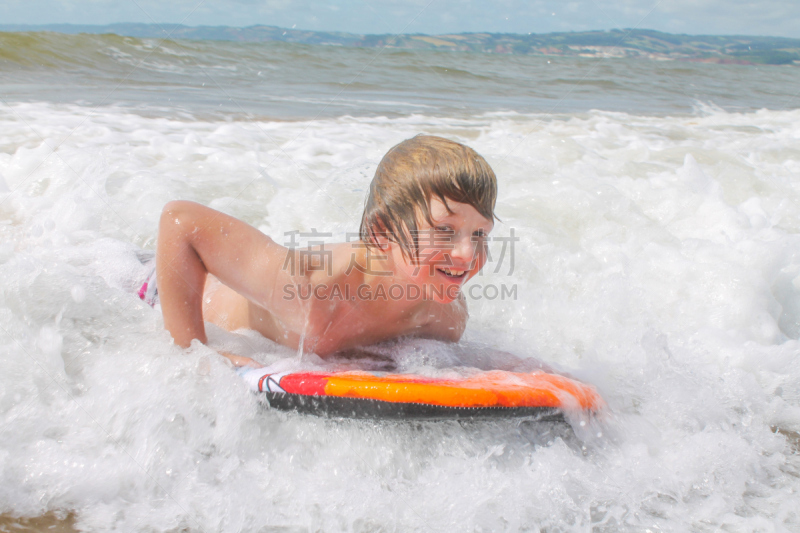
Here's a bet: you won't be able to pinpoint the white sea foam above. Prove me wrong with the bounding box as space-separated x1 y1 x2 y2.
1 101 799 531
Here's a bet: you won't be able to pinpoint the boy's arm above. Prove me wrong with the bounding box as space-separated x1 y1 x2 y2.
156 200 302 349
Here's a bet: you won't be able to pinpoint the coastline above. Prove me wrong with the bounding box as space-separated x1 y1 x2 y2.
1 24 798 65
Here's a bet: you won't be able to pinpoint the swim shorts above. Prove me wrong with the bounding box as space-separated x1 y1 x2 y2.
138 263 159 307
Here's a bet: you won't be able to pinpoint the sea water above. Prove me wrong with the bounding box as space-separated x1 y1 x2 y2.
1 31 800 531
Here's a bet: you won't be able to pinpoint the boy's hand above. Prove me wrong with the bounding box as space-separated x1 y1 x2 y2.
219 351 261 368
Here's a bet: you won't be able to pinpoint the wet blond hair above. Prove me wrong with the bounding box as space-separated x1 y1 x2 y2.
359 135 497 261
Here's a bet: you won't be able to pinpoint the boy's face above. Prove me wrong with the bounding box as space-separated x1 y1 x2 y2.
391 197 494 304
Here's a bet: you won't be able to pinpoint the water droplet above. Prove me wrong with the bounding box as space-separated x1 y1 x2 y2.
71 285 86 303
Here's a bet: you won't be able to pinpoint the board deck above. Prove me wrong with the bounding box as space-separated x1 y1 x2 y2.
242 367 604 420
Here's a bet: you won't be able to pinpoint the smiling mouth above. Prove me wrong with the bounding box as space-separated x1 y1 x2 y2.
436 267 468 280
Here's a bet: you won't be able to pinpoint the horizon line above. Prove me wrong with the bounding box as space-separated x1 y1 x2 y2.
1 22 799 42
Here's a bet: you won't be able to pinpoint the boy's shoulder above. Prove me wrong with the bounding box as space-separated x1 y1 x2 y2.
308 241 368 283
286 241 364 280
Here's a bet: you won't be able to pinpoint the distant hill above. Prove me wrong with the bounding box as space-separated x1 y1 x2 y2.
2 23 799 66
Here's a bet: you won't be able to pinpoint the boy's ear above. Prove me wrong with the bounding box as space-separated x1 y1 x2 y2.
373 230 390 251
369 222 391 251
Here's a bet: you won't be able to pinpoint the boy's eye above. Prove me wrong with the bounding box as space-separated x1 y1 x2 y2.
472 229 487 238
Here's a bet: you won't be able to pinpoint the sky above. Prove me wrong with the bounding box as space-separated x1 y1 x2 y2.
2 0 799 39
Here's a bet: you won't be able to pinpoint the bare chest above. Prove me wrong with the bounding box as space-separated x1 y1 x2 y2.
299 300 431 355
204 276 457 356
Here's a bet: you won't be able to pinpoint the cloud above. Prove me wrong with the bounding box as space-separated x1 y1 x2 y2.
650 0 800 36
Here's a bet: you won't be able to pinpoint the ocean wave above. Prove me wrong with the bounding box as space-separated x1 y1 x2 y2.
2 101 800 530
3 31 800 120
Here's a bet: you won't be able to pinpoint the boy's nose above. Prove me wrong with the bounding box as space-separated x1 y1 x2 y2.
447 236 477 267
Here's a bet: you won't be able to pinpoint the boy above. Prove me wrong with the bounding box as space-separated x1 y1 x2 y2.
154 135 497 367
